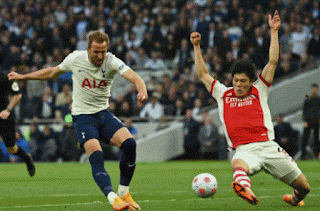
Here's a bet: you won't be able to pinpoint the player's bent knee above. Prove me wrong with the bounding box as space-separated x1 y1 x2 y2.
89 150 104 165
121 138 136 149
84 139 102 156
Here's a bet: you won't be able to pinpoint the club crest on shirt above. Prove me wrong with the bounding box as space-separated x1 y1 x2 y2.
119 64 124 70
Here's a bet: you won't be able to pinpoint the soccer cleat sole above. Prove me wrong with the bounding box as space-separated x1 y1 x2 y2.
232 182 258 205
128 204 139 210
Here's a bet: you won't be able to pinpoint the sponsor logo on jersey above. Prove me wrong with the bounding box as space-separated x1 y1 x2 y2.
82 78 108 88
225 94 256 108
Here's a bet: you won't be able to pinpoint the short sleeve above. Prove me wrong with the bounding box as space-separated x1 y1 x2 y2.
211 80 228 100
108 54 131 75
254 74 271 96
58 52 77 73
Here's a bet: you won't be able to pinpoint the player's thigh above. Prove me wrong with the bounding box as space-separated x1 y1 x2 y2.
99 110 132 147
0 118 16 148
72 114 100 147
263 146 301 184
232 149 262 175
83 138 103 156
110 127 134 147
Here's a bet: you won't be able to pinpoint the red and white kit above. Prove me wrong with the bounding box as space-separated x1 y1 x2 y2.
210 75 274 149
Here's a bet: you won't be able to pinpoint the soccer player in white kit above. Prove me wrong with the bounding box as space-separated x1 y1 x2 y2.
8 31 147 210
190 11 310 206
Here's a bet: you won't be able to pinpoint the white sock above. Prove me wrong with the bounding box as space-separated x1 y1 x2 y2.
107 192 118 204
118 184 129 197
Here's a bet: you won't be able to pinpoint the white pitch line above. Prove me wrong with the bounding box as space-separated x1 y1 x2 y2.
0 194 319 209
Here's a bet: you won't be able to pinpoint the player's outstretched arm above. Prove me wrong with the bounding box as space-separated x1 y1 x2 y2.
190 32 214 92
261 10 281 84
122 69 148 103
8 66 64 81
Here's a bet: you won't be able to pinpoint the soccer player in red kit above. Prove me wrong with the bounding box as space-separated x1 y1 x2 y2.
190 10 310 206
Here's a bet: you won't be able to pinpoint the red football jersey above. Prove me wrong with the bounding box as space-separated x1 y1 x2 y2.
210 75 274 149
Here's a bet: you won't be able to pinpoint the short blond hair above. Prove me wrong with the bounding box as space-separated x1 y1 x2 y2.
87 30 110 48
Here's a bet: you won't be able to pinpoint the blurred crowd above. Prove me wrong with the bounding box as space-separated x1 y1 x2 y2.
1 0 320 161
1 0 320 123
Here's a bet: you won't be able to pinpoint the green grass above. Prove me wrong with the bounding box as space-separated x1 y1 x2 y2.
0 160 319 210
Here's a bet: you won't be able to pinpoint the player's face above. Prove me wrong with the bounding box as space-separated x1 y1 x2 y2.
233 73 254 97
87 41 108 67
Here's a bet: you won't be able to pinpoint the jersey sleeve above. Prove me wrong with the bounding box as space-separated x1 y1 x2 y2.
254 74 271 96
108 53 131 75
210 80 228 100
58 52 78 73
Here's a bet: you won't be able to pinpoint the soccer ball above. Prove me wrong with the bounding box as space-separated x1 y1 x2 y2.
192 173 218 198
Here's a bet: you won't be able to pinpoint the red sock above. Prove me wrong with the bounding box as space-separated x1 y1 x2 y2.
233 167 251 189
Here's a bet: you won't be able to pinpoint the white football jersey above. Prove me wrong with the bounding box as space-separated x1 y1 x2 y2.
58 50 130 115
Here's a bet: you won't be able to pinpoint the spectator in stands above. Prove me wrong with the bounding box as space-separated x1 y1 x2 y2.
227 19 243 42
28 123 43 161
59 116 79 162
146 76 158 95
26 66 49 118
289 23 310 64
38 126 59 162
301 83 320 159
183 109 201 160
40 86 55 119
274 114 299 157
198 114 222 160
118 101 134 118
192 98 203 122
280 25 292 55
249 26 270 69
163 33 178 68
307 26 320 60
55 84 72 107
139 92 164 121
172 98 186 118
144 51 167 70
174 38 193 73
181 90 194 109
132 47 149 69
124 85 138 112
131 18 147 44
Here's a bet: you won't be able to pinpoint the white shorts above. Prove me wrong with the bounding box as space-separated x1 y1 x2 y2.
232 141 301 184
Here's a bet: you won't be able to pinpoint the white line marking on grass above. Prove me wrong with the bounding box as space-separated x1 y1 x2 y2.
1 193 319 209
0 201 103 209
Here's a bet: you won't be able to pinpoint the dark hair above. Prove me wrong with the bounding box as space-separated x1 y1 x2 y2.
311 83 319 88
231 59 257 81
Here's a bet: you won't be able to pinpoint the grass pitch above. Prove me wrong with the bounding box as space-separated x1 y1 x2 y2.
0 160 319 210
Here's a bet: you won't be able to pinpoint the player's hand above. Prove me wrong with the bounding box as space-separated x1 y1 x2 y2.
190 32 201 46
269 10 281 30
8 71 24 81
137 92 148 103
0 109 10 120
